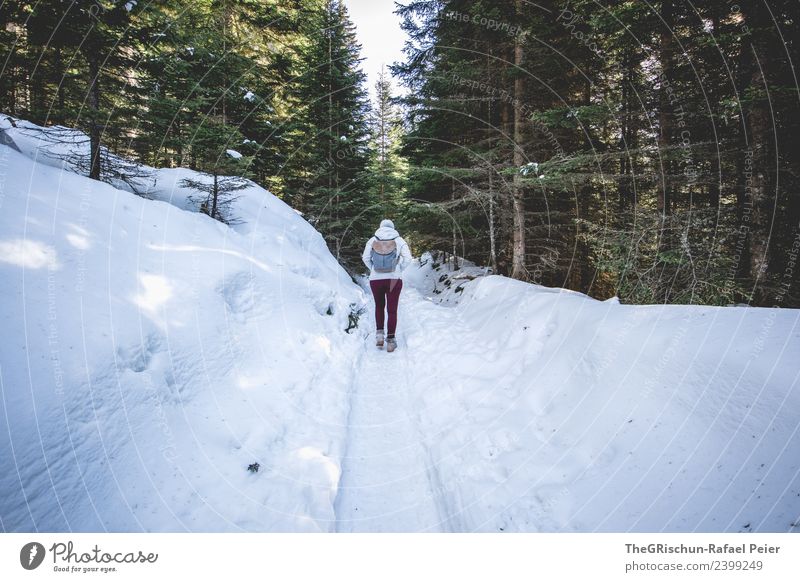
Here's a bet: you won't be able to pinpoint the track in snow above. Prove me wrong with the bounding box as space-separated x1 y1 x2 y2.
333 289 447 532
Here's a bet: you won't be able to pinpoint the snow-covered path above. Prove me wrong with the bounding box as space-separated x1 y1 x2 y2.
334 290 446 532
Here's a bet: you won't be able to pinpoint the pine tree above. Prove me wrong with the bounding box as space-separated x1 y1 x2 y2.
367 66 407 219
394 0 509 268
289 0 373 267
2 1 144 181
180 118 252 224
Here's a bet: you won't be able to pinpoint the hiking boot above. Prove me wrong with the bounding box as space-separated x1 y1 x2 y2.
386 336 397 353
376 330 384 349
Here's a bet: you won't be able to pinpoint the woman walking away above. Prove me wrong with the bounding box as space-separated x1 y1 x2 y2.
362 219 413 352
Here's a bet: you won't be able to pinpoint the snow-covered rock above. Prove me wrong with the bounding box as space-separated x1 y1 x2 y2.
403 251 491 306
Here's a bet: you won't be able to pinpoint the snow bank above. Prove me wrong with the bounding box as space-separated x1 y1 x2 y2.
399 264 800 532
0 117 366 531
0 115 88 170
403 251 491 306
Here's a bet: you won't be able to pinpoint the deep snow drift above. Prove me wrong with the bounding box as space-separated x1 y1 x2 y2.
397 257 800 532
0 117 364 531
1 117 798 532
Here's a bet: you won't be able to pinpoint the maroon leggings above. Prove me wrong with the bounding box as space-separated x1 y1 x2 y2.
369 279 403 336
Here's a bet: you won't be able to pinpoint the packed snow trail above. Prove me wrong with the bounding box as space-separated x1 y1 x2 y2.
334 289 447 532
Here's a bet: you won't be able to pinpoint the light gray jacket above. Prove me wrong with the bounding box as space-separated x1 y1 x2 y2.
362 226 413 281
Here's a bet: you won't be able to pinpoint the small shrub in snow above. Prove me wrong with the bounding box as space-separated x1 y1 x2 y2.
346 303 365 333
247 462 260 473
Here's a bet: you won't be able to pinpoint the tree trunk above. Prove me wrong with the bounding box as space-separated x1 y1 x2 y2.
732 11 754 285
709 8 721 211
211 172 219 219
510 0 526 280
87 52 102 181
741 1 774 300
745 55 771 291
54 47 66 120
327 0 335 219
175 118 183 167
30 62 45 124
379 66 386 204
619 47 636 213
451 176 459 269
221 0 230 124
488 161 497 272
709 158 721 209
657 0 674 219
497 98 513 276
487 53 497 273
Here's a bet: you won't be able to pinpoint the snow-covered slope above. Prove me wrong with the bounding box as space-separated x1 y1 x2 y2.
0 117 365 531
386 262 800 532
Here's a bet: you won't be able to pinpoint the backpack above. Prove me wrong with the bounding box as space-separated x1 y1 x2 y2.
371 237 399 273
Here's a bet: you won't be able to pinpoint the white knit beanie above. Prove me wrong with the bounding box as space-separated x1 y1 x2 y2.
379 219 395 229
